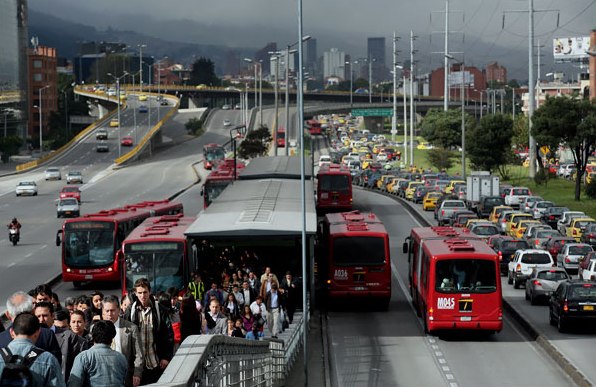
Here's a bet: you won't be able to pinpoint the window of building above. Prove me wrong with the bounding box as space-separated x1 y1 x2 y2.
33 60 43 69
33 74 42 82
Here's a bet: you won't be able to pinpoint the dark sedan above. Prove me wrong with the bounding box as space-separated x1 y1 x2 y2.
549 280 596 332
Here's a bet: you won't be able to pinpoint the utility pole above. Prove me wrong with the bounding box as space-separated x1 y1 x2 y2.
403 72 408 166
503 1 558 178
443 0 450 111
391 33 400 143
410 30 416 166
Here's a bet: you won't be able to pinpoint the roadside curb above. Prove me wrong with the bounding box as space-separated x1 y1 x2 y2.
320 311 331 387
502 299 592 387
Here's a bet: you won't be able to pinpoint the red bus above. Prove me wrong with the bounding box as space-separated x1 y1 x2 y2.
201 159 246 208
276 127 286 147
307 119 322 135
417 238 502 334
56 199 184 287
121 214 196 295
403 226 478 311
203 143 226 170
318 211 391 308
316 163 352 213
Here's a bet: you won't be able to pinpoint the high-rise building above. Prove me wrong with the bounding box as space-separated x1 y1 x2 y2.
0 0 29 138
306 38 317 77
485 62 507 84
28 44 58 142
323 48 346 80
367 37 387 83
256 42 277 75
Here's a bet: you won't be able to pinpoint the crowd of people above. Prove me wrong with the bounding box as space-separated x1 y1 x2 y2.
0 255 301 386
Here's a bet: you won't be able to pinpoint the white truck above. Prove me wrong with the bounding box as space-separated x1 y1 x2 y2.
465 171 500 213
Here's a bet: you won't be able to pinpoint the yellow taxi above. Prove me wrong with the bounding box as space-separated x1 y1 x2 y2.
586 172 596 185
514 219 542 239
422 191 442 211
489 205 513 223
506 213 534 237
385 177 401 193
376 175 395 190
138 94 148 101
405 181 423 201
465 218 490 230
445 180 466 194
567 218 596 241
109 118 119 127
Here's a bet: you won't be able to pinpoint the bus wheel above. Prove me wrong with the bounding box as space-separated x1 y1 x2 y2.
73 281 82 289
422 308 430 334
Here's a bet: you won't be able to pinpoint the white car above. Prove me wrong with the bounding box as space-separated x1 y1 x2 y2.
581 259 596 281
44 167 61 181
318 155 331 167
56 198 80 218
504 187 532 208
223 119 231 126
507 249 555 289
66 171 83 184
16 181 38 196
376 152 388 162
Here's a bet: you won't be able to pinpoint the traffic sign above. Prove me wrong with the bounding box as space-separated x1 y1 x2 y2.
351 108 393 117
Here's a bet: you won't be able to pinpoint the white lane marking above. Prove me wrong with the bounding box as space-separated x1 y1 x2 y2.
7 262 16 268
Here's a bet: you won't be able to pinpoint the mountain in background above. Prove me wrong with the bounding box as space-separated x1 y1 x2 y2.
27 9 257 75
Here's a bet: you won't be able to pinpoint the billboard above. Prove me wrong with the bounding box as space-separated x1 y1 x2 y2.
448 71 474 87
553 37 590 62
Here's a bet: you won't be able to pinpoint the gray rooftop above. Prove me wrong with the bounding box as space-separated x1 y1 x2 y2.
239 156 313 180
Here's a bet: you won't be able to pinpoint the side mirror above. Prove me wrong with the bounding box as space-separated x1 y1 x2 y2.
402 242 408 254
55 230 62 247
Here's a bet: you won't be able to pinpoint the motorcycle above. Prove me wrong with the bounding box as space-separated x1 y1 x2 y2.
8 227 19 246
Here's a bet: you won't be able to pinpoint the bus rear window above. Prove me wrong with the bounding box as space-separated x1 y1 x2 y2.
332 236 386 266
319 175 350 193
435 259 497 293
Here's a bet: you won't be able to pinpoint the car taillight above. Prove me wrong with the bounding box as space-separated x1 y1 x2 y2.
563 301 569 313
441 210 445 216
498 251 503 261
516 263 522 272
533 280 542 286
565 256 571 263
535 239 540 247
549 215 555 220
573 229 577 235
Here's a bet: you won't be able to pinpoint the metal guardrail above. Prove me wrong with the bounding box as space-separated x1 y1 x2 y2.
150 307 307 387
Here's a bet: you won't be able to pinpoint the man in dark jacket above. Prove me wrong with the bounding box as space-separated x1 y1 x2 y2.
0 291 62 364
124 278 174 385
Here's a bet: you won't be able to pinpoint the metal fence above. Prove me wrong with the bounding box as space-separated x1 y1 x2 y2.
150 307 306 387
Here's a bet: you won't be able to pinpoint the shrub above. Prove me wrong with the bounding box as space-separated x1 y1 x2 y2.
534 167 548 186
586 180 596 199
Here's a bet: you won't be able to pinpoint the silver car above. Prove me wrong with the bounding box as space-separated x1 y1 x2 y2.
532 200 554 219
556 243 594 272
16 181 38 196
525 267 569 305
44 167 61 181
56 198 80 218
66 171 83 184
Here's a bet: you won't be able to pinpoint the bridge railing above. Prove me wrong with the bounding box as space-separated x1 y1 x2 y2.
149 308 306 387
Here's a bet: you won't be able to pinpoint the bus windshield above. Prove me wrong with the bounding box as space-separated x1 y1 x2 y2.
320 175 350 193
435 259 497 293
205 148 225 161
333 236 386 266
124 242 185 293
204 181 231 207
64 221 115 268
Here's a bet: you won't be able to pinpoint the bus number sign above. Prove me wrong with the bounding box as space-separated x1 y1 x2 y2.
334 269 348 280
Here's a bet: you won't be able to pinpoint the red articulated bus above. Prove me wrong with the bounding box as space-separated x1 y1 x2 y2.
121 214 196 295
318 211 391 308
307 119 322 135
316 163 352 213
56 200 183 288
276 127 286 148
201 159 246 208
416 238 502 334
403 226 479 311
203 143 226 170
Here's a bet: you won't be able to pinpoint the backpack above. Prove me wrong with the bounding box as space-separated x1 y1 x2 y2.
0 347 44 386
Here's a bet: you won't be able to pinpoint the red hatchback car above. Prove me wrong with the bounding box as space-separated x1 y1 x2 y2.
60 186 81 202
121 136 133 146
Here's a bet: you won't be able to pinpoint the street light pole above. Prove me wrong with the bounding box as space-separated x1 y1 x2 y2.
285 48 291 154
272 55 280 156
138 44 146 92
367 58 375 104
346 61 354 108
259 61 263 128
38 85 50 152
108 72 128 158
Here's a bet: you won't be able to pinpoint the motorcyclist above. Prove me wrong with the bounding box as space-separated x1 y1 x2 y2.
7 217 21 235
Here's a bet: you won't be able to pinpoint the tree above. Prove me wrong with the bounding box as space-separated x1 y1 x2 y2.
532 96 596 201
420 108 475 149
190 57 220 86
466 114 513 173
427 148 456 172
511 114 529 151
238 126 272 159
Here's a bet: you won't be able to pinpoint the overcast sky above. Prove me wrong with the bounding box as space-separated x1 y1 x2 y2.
30 0 595 78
